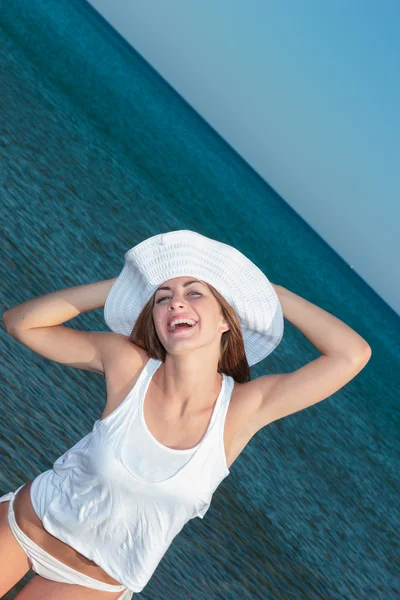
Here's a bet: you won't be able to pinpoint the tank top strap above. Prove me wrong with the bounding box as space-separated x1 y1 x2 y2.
93 357 163 430
122 356 163 415
212 372 234 429
189 372 234 515
143 357 164 379
197 372 234 456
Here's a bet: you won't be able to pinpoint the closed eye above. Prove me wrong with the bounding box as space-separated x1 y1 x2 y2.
156 291 202 303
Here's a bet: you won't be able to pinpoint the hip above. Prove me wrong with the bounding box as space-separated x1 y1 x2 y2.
12 481 123 586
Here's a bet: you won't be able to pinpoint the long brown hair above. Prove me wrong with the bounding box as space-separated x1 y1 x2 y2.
129 281 251 383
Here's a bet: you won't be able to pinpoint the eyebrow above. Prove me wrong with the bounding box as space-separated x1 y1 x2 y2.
155 280 206 293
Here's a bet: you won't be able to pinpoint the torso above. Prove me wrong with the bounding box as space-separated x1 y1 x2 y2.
12 339 262 585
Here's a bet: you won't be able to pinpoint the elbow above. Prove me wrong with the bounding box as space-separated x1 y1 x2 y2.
2 309 22 336
349 343 372 366
340 345 372 380
360 343 372 360
331 342 372 365
2 309 12 332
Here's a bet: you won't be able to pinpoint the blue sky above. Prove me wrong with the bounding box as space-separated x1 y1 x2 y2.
87 0 400 315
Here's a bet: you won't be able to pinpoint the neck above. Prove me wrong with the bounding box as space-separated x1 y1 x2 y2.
154 353 223 416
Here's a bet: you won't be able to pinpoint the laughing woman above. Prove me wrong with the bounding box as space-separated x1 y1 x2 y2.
0 230 371 599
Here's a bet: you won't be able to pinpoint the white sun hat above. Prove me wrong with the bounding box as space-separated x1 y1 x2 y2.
104 230 284 366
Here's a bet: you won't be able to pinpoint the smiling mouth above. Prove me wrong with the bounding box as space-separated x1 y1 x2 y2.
167 322 198 333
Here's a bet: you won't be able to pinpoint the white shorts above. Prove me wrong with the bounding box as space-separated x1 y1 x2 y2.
0 485 133 599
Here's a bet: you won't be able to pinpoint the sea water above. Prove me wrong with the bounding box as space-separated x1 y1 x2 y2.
0 1 399 598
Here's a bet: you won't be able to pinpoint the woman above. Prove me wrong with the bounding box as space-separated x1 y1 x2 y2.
0 230 371 599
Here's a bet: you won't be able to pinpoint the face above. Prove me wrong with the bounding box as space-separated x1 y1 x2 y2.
152 276 229 354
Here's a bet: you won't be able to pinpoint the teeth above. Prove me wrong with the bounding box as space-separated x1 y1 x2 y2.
169 318 197 330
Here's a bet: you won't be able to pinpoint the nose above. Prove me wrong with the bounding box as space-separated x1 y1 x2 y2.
167 293 187 309
168 299 185 309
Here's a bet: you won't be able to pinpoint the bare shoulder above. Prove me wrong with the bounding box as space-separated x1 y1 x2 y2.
229 352 371 440
226 374 282 433
98 335 151 420
99 333 149 378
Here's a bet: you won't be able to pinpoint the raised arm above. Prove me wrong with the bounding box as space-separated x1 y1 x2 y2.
247 285 371 431
1 278 126 375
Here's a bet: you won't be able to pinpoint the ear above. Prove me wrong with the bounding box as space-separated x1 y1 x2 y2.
221 319 230 333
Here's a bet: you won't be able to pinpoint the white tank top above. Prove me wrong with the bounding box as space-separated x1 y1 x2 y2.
30 357 233 593
123 376 201 482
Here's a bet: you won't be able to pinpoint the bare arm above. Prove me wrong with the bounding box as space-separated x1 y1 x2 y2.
247 285 371 430
2 279 117 331
1 278 127 375
272 284 370 358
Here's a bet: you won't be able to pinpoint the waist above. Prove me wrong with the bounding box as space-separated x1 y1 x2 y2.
13 481 123 586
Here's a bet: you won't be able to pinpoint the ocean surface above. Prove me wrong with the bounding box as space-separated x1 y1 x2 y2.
0 1 399 598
